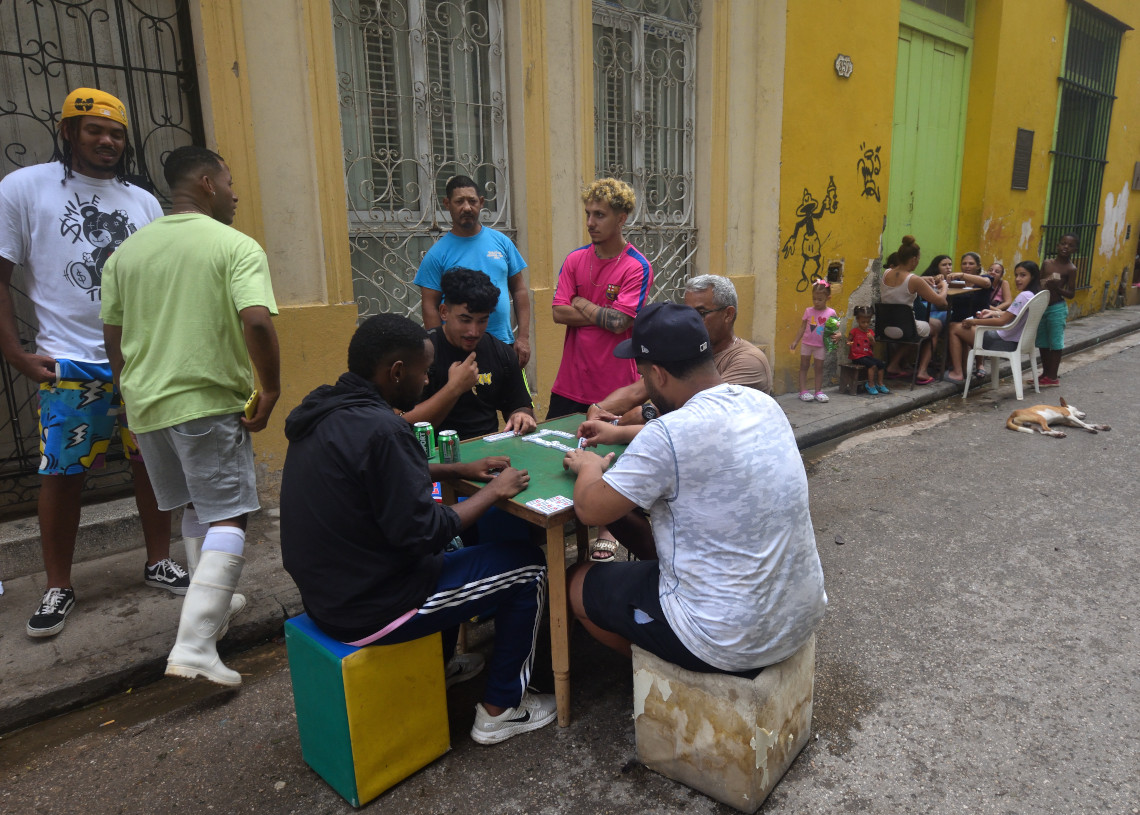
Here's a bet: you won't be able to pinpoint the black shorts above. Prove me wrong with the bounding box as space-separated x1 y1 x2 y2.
546 393 590 420
981 332 1018 352
851 355 886 370
581 559 761 678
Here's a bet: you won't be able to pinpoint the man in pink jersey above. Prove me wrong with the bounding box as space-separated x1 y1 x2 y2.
549 178 654 420
549 178 654 563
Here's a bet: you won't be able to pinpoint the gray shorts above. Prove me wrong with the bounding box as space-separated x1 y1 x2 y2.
135 414 259 523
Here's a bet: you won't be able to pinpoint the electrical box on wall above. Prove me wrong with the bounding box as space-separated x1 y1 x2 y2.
826 260 843 285
1132 162 1140 192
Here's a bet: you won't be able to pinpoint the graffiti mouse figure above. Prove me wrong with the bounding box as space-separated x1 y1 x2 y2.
782 177 838 292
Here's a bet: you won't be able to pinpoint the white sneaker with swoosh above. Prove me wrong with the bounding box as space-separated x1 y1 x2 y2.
470 692 558 744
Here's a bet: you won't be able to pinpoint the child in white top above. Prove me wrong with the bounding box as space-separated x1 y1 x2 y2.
790 280 837 403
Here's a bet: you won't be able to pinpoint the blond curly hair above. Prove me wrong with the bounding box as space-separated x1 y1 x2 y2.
581 177 636 214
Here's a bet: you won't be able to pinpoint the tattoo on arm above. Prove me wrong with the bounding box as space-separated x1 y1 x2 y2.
593 305 632 333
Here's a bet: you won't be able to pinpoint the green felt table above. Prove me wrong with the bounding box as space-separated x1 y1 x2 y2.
437 413 626 728
453 414 626 507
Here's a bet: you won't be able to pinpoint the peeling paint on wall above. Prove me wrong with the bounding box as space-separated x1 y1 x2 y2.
845 256 879 314
1019 219 1034 252
1098 183 1130 257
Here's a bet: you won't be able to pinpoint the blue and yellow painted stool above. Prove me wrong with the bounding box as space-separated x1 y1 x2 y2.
284 613 449 807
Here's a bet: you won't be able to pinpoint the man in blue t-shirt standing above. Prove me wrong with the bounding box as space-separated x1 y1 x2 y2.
414 176 532 365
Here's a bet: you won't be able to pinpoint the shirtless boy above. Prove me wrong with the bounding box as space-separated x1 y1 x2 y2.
1036 233 1077 386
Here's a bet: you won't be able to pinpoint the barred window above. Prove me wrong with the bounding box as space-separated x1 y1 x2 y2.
1042 2 1127 288
332 0 514 320
593 0 698 304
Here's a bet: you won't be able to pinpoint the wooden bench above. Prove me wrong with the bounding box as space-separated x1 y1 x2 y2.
632 634 816 813
284 614 449 807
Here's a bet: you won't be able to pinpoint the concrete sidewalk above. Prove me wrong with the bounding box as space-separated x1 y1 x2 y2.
2 305 1138 734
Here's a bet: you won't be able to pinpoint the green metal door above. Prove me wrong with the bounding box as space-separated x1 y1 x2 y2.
885 26 970 257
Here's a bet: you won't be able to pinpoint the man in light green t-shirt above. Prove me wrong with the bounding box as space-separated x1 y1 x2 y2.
102 145 280 687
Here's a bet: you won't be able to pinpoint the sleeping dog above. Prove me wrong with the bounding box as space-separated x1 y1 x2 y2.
1006 397 1110 438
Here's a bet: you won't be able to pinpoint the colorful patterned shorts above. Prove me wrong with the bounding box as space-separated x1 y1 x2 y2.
38 359 141 476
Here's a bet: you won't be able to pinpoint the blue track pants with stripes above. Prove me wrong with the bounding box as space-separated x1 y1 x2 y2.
373 539 546 709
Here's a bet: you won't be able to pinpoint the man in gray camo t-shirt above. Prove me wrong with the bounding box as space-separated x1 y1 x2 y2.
564 303 826 673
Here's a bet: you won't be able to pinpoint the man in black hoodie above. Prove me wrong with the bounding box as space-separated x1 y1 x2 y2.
280 313 557 745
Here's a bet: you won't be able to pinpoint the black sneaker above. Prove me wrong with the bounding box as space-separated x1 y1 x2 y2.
144 558 190 595
27 587 76 638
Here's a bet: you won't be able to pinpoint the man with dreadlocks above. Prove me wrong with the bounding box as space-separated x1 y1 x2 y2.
0 87 184 638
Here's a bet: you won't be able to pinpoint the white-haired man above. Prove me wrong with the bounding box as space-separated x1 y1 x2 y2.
586 274 771 426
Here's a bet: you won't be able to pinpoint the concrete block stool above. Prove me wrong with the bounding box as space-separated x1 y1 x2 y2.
632 634 816 813
284 614 449 807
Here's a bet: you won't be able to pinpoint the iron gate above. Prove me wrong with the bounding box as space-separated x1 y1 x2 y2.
593 0 699 305
331 0 515 323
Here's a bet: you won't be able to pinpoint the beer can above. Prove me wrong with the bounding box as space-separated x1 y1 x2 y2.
413 421 435 458
438 429 461 463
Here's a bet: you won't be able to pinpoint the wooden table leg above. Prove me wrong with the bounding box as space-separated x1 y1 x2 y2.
546 524 571 726
576 522 589 563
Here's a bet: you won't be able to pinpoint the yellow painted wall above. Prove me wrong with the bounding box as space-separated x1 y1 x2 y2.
512 0 595 417
773 1 900 393
694 0 786 358
771 0 1138 393
190 0 358 496
187 0 1140 502
1096 2 1140 312
254 304 358 494
959 0 1138 316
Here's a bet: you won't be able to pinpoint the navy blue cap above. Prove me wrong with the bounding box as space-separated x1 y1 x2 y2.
613 303 711 362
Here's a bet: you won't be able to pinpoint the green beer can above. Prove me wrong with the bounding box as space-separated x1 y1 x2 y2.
438 429 461 463
413 421 435 458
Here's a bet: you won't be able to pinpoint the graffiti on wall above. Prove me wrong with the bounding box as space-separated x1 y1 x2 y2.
782 177 838 291
857 142 882 202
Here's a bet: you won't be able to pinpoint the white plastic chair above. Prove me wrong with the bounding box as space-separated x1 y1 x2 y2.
963 290 1050 400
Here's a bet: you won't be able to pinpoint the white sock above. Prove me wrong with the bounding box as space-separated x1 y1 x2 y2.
201 526 246 556
181 506 209 538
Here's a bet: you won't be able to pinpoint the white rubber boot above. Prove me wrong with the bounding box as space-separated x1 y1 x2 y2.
165 550 245 686
183 536 246 638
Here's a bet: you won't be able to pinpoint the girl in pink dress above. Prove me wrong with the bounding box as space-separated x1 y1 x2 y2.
790 280 838 402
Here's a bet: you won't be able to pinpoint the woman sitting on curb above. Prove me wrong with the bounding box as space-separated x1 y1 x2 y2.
943 260 1041 384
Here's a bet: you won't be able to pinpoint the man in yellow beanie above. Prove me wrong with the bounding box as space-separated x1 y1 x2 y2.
0 86 184 638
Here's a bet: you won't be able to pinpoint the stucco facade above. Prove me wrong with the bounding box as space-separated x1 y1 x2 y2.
178 0 1140 494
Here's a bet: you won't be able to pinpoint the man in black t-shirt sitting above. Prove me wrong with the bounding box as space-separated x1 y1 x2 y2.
405 267 536 440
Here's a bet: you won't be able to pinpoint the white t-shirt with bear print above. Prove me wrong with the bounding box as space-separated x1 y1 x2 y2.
0 162 162 363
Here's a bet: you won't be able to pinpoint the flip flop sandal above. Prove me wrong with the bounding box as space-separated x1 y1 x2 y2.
915 375 935 385
590 538 618 562
886 371 912 380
